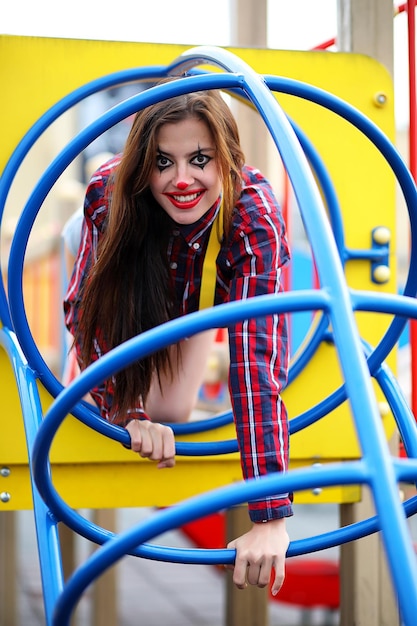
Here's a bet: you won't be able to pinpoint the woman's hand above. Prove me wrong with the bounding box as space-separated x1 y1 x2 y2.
125 419 176 469
227 517 289 596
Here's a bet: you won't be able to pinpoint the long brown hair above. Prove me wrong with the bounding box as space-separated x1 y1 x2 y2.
77 84 245 421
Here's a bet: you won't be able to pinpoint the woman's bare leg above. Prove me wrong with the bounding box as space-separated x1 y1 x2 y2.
145 329 217 423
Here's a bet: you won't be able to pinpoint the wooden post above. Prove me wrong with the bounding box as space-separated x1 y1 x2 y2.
226 5 271 624
225 507 269 626
59 509 118 626
337 0 394 74
0 511 17 626
91 509 118 626
59 522 76 580
229 0 282 189
59 522 79 626
339 486 400 626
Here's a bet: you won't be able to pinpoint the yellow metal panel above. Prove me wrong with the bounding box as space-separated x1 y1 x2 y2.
0 461 360 511
53 459 361 509
0 348 29 464
0 465 33 510
0 35 397 508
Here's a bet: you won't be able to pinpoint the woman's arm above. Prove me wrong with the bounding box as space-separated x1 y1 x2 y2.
226 175 292 522
222 172 292 591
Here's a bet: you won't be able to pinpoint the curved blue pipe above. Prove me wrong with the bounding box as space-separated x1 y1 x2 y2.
3 62 413 442
52 458 417 626
264 74 417 354
0 67 168 329
5 67 416 441
4 46 417 625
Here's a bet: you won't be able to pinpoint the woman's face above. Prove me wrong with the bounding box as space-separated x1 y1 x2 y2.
149 117 222 225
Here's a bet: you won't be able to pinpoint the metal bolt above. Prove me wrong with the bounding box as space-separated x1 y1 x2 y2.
374 92 387 107
0 467 10 478
0 492 11 503
373 226 391 245
378 401 390 417
373 264 391 284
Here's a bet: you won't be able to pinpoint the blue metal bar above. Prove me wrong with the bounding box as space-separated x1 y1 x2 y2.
31 288 417 464
290 291 417 433
33 291 330 475
4 45 417 624
8 58 415 437
25 291 417 617
114 46 417 625
260 72 417 430
0 328 64 624
25 452 417 568
283 118 340 383
2 61 415 437
264 74 417 352
5 73 264 411
216 72 417 377
5 66 415 433
48 458 404 626
373 354 417 459
51 457 417 626
0 67 168 329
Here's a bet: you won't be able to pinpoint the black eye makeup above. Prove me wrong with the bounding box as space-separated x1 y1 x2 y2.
155 146 215 173
156 151 173 172
191 149 212 169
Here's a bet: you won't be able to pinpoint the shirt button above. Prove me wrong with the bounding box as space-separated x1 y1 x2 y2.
173 229 180 236
192 242 200 250
170 262 178 269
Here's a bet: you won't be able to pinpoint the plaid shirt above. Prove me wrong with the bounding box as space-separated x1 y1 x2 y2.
64 155 293 521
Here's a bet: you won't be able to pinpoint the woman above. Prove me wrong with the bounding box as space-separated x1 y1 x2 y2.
64 83 292 595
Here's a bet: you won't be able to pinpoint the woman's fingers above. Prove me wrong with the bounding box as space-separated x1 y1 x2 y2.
229 551 272 589
125 420 175 468
227 518 289 593
270 558 286 596
227 545 249 589
156 424 176 468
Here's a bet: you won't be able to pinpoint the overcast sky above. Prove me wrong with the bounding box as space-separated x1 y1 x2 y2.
2 0 337 48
